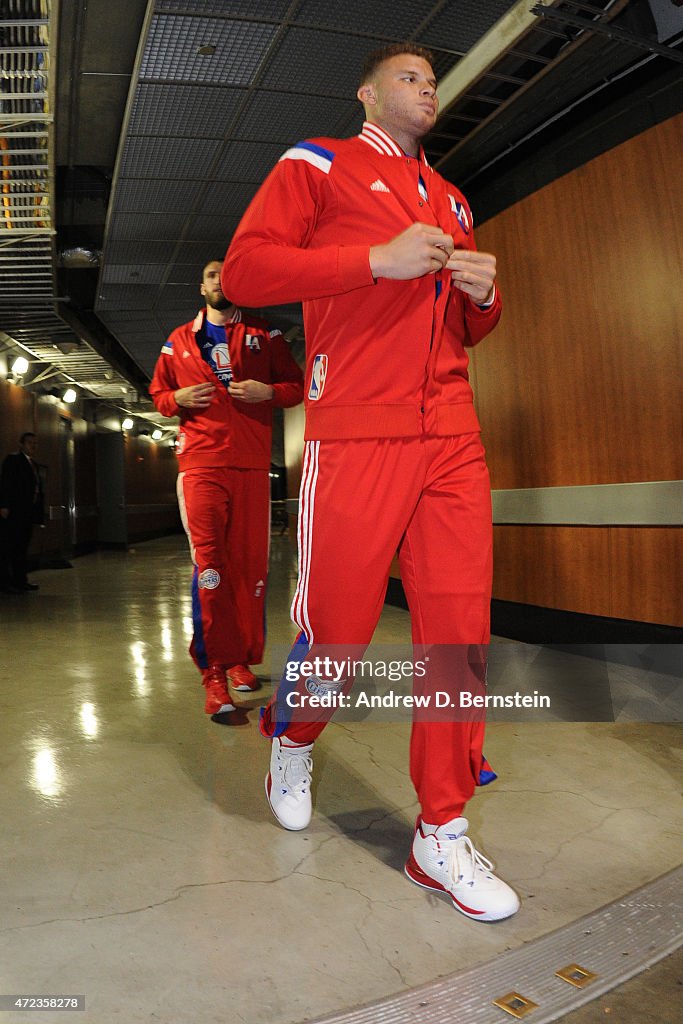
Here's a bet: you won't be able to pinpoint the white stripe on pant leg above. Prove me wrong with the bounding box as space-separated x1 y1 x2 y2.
291 441 313 631
291 443 311 630
176 472 196 564
301 441 319 645
292 441 315 636
291 440 319 645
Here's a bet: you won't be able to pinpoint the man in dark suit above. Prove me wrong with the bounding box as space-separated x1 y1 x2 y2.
0 432 45 592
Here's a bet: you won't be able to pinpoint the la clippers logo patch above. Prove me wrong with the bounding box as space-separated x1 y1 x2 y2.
245 333 260 352
199 568 220 590
455 202 470 234
308 354 328 401
449 195 471 234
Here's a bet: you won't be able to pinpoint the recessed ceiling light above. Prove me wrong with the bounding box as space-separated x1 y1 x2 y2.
197 44 216 55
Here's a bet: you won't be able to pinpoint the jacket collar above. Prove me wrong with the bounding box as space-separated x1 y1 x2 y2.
192 306 242 332
358 120 431 168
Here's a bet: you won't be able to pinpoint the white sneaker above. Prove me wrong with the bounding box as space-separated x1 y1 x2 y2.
265 738 313 831
405 816 520 922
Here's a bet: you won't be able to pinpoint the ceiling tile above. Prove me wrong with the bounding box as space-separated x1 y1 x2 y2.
294 0 431 38
235 90 357 143
118 137 223 179
260 28 374 98
129 83 247 137
419 1 514 52
114 179 206 213
197 181 258 217
213 140 285 181
106 240 179 264
154 0 291 16
109 212 187 241
183 213 242 242
141 15 278 86
101 264 167 285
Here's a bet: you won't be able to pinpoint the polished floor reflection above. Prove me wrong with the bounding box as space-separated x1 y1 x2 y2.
0 535 681 1024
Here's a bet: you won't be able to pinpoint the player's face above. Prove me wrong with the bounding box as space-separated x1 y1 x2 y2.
360 55 438 141
200 261 230 310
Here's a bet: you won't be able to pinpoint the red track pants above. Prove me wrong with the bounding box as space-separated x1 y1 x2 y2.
177 467 269 670
261 433 494 824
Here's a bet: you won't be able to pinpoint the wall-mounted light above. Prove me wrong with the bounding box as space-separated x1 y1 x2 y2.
152 429 163 441
122 417 134 431
11 356 29 376
62 387 77 404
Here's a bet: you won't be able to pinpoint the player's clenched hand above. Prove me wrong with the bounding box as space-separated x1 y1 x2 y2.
228 379 274 403
447 249 497 304
370 222 454 280
174 382 216 408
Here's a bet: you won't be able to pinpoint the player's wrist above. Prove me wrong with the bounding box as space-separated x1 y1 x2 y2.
369 244 389 280
475 284 496 309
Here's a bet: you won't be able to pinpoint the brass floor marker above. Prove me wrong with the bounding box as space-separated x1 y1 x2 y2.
555 963 598 988
492 992 539 1019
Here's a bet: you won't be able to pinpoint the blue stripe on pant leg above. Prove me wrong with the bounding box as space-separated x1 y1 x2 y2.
191 565 209 670
259 630 310 737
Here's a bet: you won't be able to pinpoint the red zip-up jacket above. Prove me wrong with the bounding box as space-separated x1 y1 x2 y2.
149 308 304 470
222 121 501 440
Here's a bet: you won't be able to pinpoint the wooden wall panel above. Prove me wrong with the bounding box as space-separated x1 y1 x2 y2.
473 112 683 490
493 525 682 627
608 527 683 626
493 526 611 617
465 114 683 626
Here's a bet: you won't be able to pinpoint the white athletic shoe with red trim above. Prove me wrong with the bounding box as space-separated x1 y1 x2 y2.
405 816 520 922
265 738 313 831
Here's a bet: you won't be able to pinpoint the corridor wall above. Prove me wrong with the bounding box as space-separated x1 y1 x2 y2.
471 112 682 626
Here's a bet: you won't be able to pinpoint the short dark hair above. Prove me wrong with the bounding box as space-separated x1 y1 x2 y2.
19 431 36 444
359 43 435 87
202 258 223 277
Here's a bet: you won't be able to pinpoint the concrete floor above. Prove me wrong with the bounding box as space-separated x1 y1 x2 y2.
556 948 682 1024
0 534 681 1024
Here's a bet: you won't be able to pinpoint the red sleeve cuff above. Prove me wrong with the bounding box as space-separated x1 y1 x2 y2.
338 245 375 293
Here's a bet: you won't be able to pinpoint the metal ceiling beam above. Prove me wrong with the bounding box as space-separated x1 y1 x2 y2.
436 0 554 115
531 3 683 62
432 0 633 176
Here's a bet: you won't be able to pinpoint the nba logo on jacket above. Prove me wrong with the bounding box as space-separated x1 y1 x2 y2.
308 354 328 401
